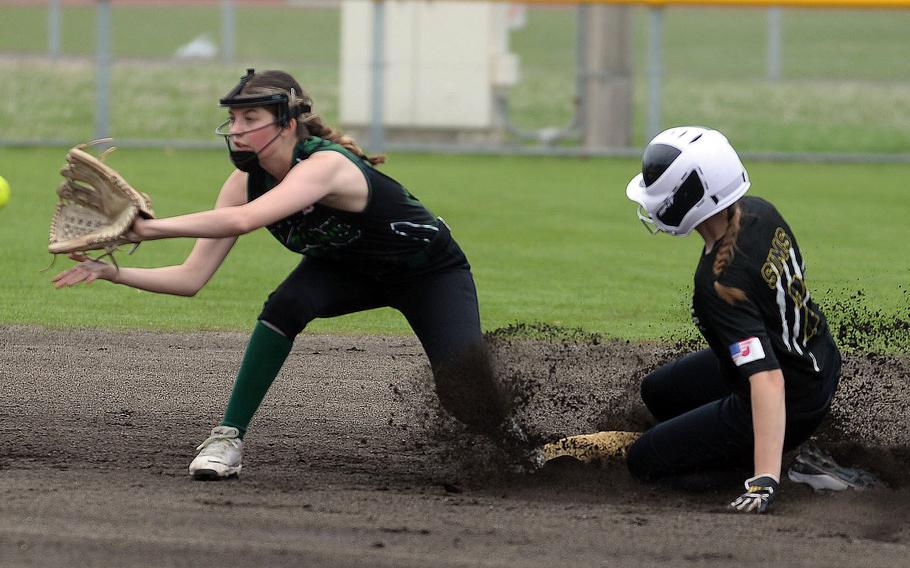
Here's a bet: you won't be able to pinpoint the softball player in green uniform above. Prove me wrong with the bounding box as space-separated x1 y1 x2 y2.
624 126 842 513
53 69 525 479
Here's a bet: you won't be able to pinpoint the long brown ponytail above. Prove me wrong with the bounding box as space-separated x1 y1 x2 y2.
242 70 386 166
304 116 386 166
713 203 747 305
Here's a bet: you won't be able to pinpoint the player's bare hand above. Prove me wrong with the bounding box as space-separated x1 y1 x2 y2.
123 216 150 242
52 253 117 288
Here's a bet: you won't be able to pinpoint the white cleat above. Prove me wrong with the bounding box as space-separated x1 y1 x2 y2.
189 426 243 481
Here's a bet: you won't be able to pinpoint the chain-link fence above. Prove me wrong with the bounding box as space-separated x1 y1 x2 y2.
1 0 909 160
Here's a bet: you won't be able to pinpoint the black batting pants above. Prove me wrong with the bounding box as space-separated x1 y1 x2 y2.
626 349 837 481
258 236 506 435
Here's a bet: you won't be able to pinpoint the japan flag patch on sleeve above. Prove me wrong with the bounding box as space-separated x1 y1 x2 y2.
729 337 766 367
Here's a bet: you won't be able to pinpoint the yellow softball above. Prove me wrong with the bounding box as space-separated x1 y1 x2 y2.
0 175 10 209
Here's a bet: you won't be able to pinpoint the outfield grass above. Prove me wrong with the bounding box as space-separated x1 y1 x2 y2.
1 5 910 152
0 147 906 345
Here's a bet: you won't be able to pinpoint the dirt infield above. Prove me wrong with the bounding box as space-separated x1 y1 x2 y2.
1 325 909 567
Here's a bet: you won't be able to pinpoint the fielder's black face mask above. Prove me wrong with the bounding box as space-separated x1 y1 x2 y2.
214 68 310 172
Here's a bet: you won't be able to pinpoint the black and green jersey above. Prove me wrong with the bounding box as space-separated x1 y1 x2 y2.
247 137 443 271
691 196 840 399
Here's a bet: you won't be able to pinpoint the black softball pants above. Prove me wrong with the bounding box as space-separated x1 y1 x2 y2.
258 236 506 435
626 349 837 481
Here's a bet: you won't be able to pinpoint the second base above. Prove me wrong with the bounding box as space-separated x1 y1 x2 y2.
542 431 641 464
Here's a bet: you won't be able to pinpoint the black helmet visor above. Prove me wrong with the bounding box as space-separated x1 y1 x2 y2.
656 171 706 228
642 144 682 186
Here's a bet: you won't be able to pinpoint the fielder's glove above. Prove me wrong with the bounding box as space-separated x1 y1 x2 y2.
730 474 779 514
48 143 154 257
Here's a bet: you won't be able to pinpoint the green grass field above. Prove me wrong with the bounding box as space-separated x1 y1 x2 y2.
0 4 907 348
0 146 907 348
1 5 910 152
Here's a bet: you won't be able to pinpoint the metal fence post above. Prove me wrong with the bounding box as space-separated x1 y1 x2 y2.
369 0 386 154
647 6 664 140
95 0 112 140
48 0 62 60
575 3 589 132
767 7 782 81
222 0 235 65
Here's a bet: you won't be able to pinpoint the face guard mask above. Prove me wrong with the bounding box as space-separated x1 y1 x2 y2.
214 68 312 172
214 119 280 172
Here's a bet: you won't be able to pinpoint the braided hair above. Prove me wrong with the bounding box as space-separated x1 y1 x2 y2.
712 203 747 305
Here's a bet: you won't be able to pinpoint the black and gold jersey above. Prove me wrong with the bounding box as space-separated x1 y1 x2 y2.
691 196 840 399
247 137 444 272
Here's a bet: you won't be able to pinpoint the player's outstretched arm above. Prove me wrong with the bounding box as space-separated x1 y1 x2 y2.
730 369 786 513
131 152 348 241
749 369 786 478
52 171 246 296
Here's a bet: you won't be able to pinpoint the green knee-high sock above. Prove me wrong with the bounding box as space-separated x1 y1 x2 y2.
220 321 293 438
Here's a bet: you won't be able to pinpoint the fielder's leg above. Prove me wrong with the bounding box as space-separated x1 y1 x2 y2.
189 257 383 480
393 266 508 436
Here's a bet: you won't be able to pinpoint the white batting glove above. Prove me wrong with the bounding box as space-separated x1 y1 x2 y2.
730 474 780 514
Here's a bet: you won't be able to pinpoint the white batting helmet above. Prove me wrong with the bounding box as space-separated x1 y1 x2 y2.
625 126 750 236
